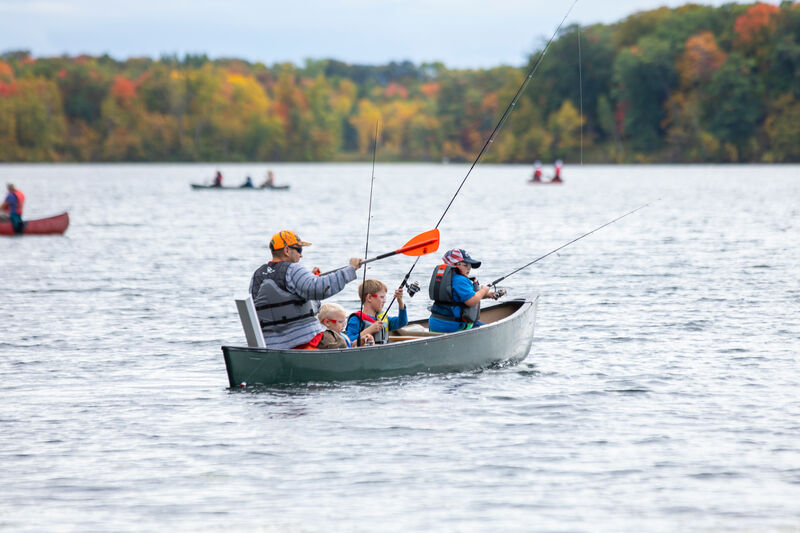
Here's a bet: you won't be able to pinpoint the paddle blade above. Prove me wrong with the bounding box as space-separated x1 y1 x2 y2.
398 228 440 256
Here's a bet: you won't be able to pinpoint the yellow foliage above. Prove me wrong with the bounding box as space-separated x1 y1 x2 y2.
349 99 382 155
764 93 800 161
547 100 583 152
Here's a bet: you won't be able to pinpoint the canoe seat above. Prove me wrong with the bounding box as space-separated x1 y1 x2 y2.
394 324 442 337
235 295 266 348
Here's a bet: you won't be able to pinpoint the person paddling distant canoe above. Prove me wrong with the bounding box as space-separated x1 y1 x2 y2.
1 183 26 234
213 171 223 187
530 160 543 183
260 170 275 188
428 249 496 333
551 160 563 183
250 230 363 350
240 176 254 188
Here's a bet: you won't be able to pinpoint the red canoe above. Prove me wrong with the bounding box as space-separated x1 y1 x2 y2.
0 212 70 236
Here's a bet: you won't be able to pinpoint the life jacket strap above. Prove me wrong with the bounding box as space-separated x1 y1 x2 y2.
259 311 317 327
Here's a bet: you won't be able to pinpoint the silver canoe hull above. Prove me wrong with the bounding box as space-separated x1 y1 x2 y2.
222 296 538 387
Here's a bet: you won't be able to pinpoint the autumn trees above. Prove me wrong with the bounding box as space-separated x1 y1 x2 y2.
0 2 798 163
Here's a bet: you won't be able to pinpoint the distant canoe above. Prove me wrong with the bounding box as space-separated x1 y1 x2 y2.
0 212 70 236
191 183 290 191
528 179 563 185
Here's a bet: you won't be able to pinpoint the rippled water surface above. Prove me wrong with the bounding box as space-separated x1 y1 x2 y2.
1 163 799 532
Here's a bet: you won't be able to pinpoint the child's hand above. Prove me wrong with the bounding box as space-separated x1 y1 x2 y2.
394 288 405 307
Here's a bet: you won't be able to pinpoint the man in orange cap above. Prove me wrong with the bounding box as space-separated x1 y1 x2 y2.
250 230 363 349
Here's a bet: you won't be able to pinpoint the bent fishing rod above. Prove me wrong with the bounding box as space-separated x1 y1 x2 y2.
488 202 652 287
382 0 580 316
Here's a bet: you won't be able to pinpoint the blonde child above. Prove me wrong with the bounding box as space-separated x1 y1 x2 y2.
345 279 408 345
317 302 351 349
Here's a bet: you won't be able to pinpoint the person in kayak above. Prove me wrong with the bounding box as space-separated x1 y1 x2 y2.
250 230 362 350
212 171 223 187
240 176 254 188
428 249 496 333
1 183 25 234
345 279 408 345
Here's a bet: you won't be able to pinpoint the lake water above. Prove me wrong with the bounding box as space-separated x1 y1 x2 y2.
1 163 798 532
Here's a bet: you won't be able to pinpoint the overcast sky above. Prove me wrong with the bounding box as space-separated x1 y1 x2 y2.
0 0 774 68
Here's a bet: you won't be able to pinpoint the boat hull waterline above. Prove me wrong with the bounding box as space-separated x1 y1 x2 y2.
190 184 290 191
222 297 538 387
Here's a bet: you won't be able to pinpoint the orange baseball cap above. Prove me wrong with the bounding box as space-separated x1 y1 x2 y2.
270 230 312 250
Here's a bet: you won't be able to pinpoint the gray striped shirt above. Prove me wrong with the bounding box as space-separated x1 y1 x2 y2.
252 263 357 349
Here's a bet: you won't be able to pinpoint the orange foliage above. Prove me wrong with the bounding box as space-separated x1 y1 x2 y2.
420 82 440 99
0 61 14 84
734 3 780 44
385 82 409 99
57 68 68 80
481 92 499 114
111 76 137 103
677 31 727 86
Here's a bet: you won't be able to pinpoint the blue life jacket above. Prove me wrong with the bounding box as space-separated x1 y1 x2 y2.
428 264 480 324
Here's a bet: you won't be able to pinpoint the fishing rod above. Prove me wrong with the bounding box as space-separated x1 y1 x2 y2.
382 0 580 316
488 202 651 287
357 121 380 346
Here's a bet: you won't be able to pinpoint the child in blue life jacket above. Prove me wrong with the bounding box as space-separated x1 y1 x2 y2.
428 248 496 333
345 279 408 345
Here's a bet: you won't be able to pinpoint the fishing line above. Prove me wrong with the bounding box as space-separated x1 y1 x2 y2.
383 0 581 317
488 202 652 287
357 120 380 346
578 24 584 165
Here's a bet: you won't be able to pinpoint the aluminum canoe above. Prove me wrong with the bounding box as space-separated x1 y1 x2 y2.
222 296 538 387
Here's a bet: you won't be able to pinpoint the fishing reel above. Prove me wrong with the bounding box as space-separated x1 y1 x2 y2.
491 287 507 300
406 280 421 298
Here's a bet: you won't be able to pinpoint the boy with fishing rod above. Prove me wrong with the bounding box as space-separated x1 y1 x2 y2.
345 280 408 345
428 248 500 333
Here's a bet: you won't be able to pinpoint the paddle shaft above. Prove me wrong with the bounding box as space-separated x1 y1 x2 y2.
318 237 438 276
489 202 651 286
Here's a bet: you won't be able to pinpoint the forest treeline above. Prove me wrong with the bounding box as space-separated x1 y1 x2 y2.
1 2 799 163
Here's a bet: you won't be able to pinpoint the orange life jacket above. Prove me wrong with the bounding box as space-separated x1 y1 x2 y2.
14 190 24 214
